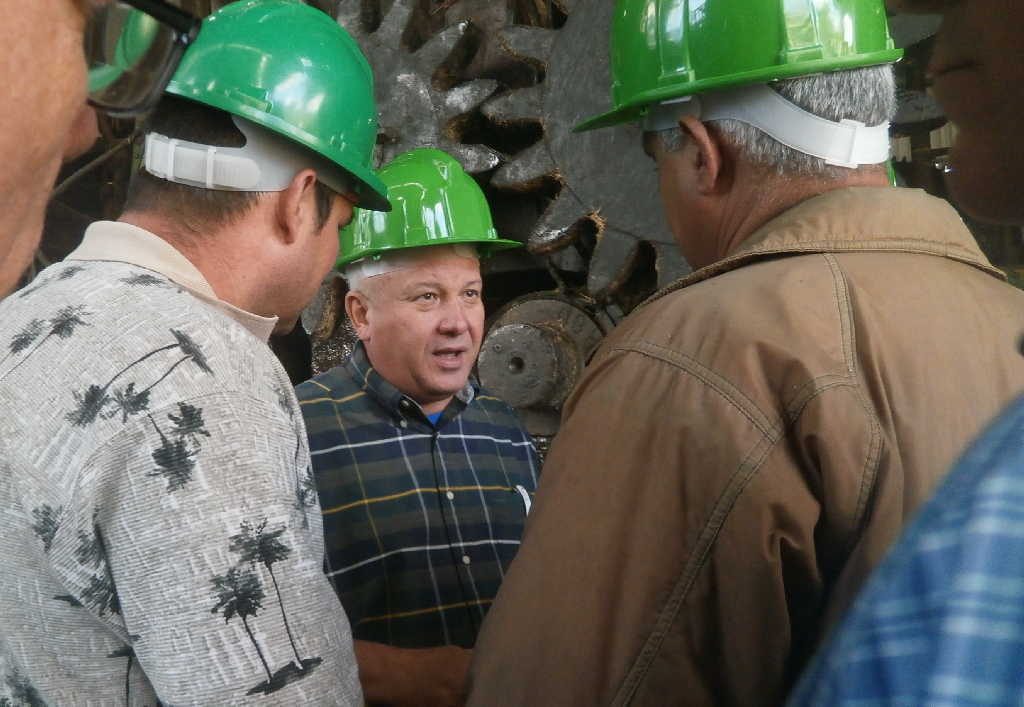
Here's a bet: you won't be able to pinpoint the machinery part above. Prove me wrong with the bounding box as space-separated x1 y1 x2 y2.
483 0 691 301
478 294 608 440
337 0 503 173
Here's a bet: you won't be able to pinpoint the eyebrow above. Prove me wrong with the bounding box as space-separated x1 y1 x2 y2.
403 279 483 292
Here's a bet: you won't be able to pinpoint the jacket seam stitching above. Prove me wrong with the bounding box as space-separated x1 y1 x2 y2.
614 429 777 706
607 341 777 439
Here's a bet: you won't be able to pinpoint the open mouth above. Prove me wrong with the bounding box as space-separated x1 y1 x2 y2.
433 348 467 368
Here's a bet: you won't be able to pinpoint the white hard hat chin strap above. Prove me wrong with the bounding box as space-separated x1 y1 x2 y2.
144 116 349 193
642 83 891 169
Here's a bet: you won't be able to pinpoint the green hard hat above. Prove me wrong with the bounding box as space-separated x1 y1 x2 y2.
338 148 521 268
576 0 903 132
165 0 390 211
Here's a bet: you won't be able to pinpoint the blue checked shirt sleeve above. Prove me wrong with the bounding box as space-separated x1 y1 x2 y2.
788 395 1024 707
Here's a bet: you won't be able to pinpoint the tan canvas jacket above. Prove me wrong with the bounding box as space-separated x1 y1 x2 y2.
467 187 1024 706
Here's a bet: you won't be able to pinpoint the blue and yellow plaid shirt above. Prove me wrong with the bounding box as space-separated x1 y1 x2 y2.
296 344 539 649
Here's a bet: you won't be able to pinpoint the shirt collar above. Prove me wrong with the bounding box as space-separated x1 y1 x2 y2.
347 342 476 424
68 221 278 342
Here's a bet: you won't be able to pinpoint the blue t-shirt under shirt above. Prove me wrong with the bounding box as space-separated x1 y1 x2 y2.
427 411 443 426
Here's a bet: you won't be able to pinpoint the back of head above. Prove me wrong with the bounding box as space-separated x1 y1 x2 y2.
124 0 391 235
577 0 902 180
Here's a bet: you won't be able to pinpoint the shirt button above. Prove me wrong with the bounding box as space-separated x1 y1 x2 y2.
446 491 455 500
398 419 407 428
461 555 471 565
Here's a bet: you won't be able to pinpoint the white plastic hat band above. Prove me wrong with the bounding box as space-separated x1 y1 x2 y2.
641 84 891 169
344 245 478 283
144 115 352 194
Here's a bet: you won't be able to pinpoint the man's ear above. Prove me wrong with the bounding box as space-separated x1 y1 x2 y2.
275 168 319 245
345 289 372 342
679 115 726 195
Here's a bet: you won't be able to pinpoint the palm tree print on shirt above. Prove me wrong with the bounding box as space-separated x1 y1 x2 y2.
3 667 45 707
0 305 90 376
75 529 120 617
147 403 211 492
66 329 212 427
229 519 307 669
121 273 167 287
210 566 275 685
15 264 84 300
212 519 322 696
30 505 63 552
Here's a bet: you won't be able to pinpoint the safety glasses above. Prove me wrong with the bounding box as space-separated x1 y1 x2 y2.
86 0 201 117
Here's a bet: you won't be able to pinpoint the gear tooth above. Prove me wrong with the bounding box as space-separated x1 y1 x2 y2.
444 79 499 119
553 0 576 14
529 192 586 254
482 85 544 125
547 245 587 273
653 243 692 289
416 21 468 71
446 143 503 174
587 231 640 299
492 141 555 190
495 26 557 65
335 1 364 40
377 0 414 45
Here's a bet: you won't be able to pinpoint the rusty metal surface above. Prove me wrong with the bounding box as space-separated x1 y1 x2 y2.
478 294 607 439
337 0 502 173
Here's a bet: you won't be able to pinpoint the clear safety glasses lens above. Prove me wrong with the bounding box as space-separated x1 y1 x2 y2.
85 1 199 117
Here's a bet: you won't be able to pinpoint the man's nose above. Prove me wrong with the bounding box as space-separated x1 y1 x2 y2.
438 300 470 334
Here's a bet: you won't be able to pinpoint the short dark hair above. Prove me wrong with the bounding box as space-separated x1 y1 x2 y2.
125 95 339 231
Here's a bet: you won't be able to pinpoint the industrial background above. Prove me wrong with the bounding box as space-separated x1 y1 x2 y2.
30 0 1024 456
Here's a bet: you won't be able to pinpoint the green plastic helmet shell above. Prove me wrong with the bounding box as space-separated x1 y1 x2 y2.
576 0 904 132
338 148 522 268
165 0 390 211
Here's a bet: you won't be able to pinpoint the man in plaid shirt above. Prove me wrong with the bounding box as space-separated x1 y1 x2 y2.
297 149 538 706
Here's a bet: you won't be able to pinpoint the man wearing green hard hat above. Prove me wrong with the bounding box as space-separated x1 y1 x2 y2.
468 1 1024 705
297 146 538 706
0 2 387 703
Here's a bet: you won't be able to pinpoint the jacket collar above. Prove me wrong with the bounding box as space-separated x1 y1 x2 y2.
346 342 476 426
652 187 1003 302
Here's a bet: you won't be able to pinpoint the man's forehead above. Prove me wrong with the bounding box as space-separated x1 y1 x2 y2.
395 251 482 282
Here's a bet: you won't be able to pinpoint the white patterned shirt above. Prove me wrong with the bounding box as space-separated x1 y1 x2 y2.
0 222 362 705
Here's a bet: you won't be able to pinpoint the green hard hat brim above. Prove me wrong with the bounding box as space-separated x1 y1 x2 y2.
574 48 904 133
336 236 522 269
166 83 392 212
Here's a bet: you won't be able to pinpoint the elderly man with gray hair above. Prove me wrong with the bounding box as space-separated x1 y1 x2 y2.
465 1 1024 706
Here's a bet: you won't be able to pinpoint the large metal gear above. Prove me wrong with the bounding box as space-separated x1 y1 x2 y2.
336 0 503 173
481 0 691 301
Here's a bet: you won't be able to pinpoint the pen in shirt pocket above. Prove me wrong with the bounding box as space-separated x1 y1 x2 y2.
514 484 532 515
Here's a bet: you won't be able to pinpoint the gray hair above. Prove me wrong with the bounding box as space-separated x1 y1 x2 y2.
659 64 897 179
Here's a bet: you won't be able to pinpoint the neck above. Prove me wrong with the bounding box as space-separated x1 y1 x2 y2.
711 165 889 263
120 210 265 315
